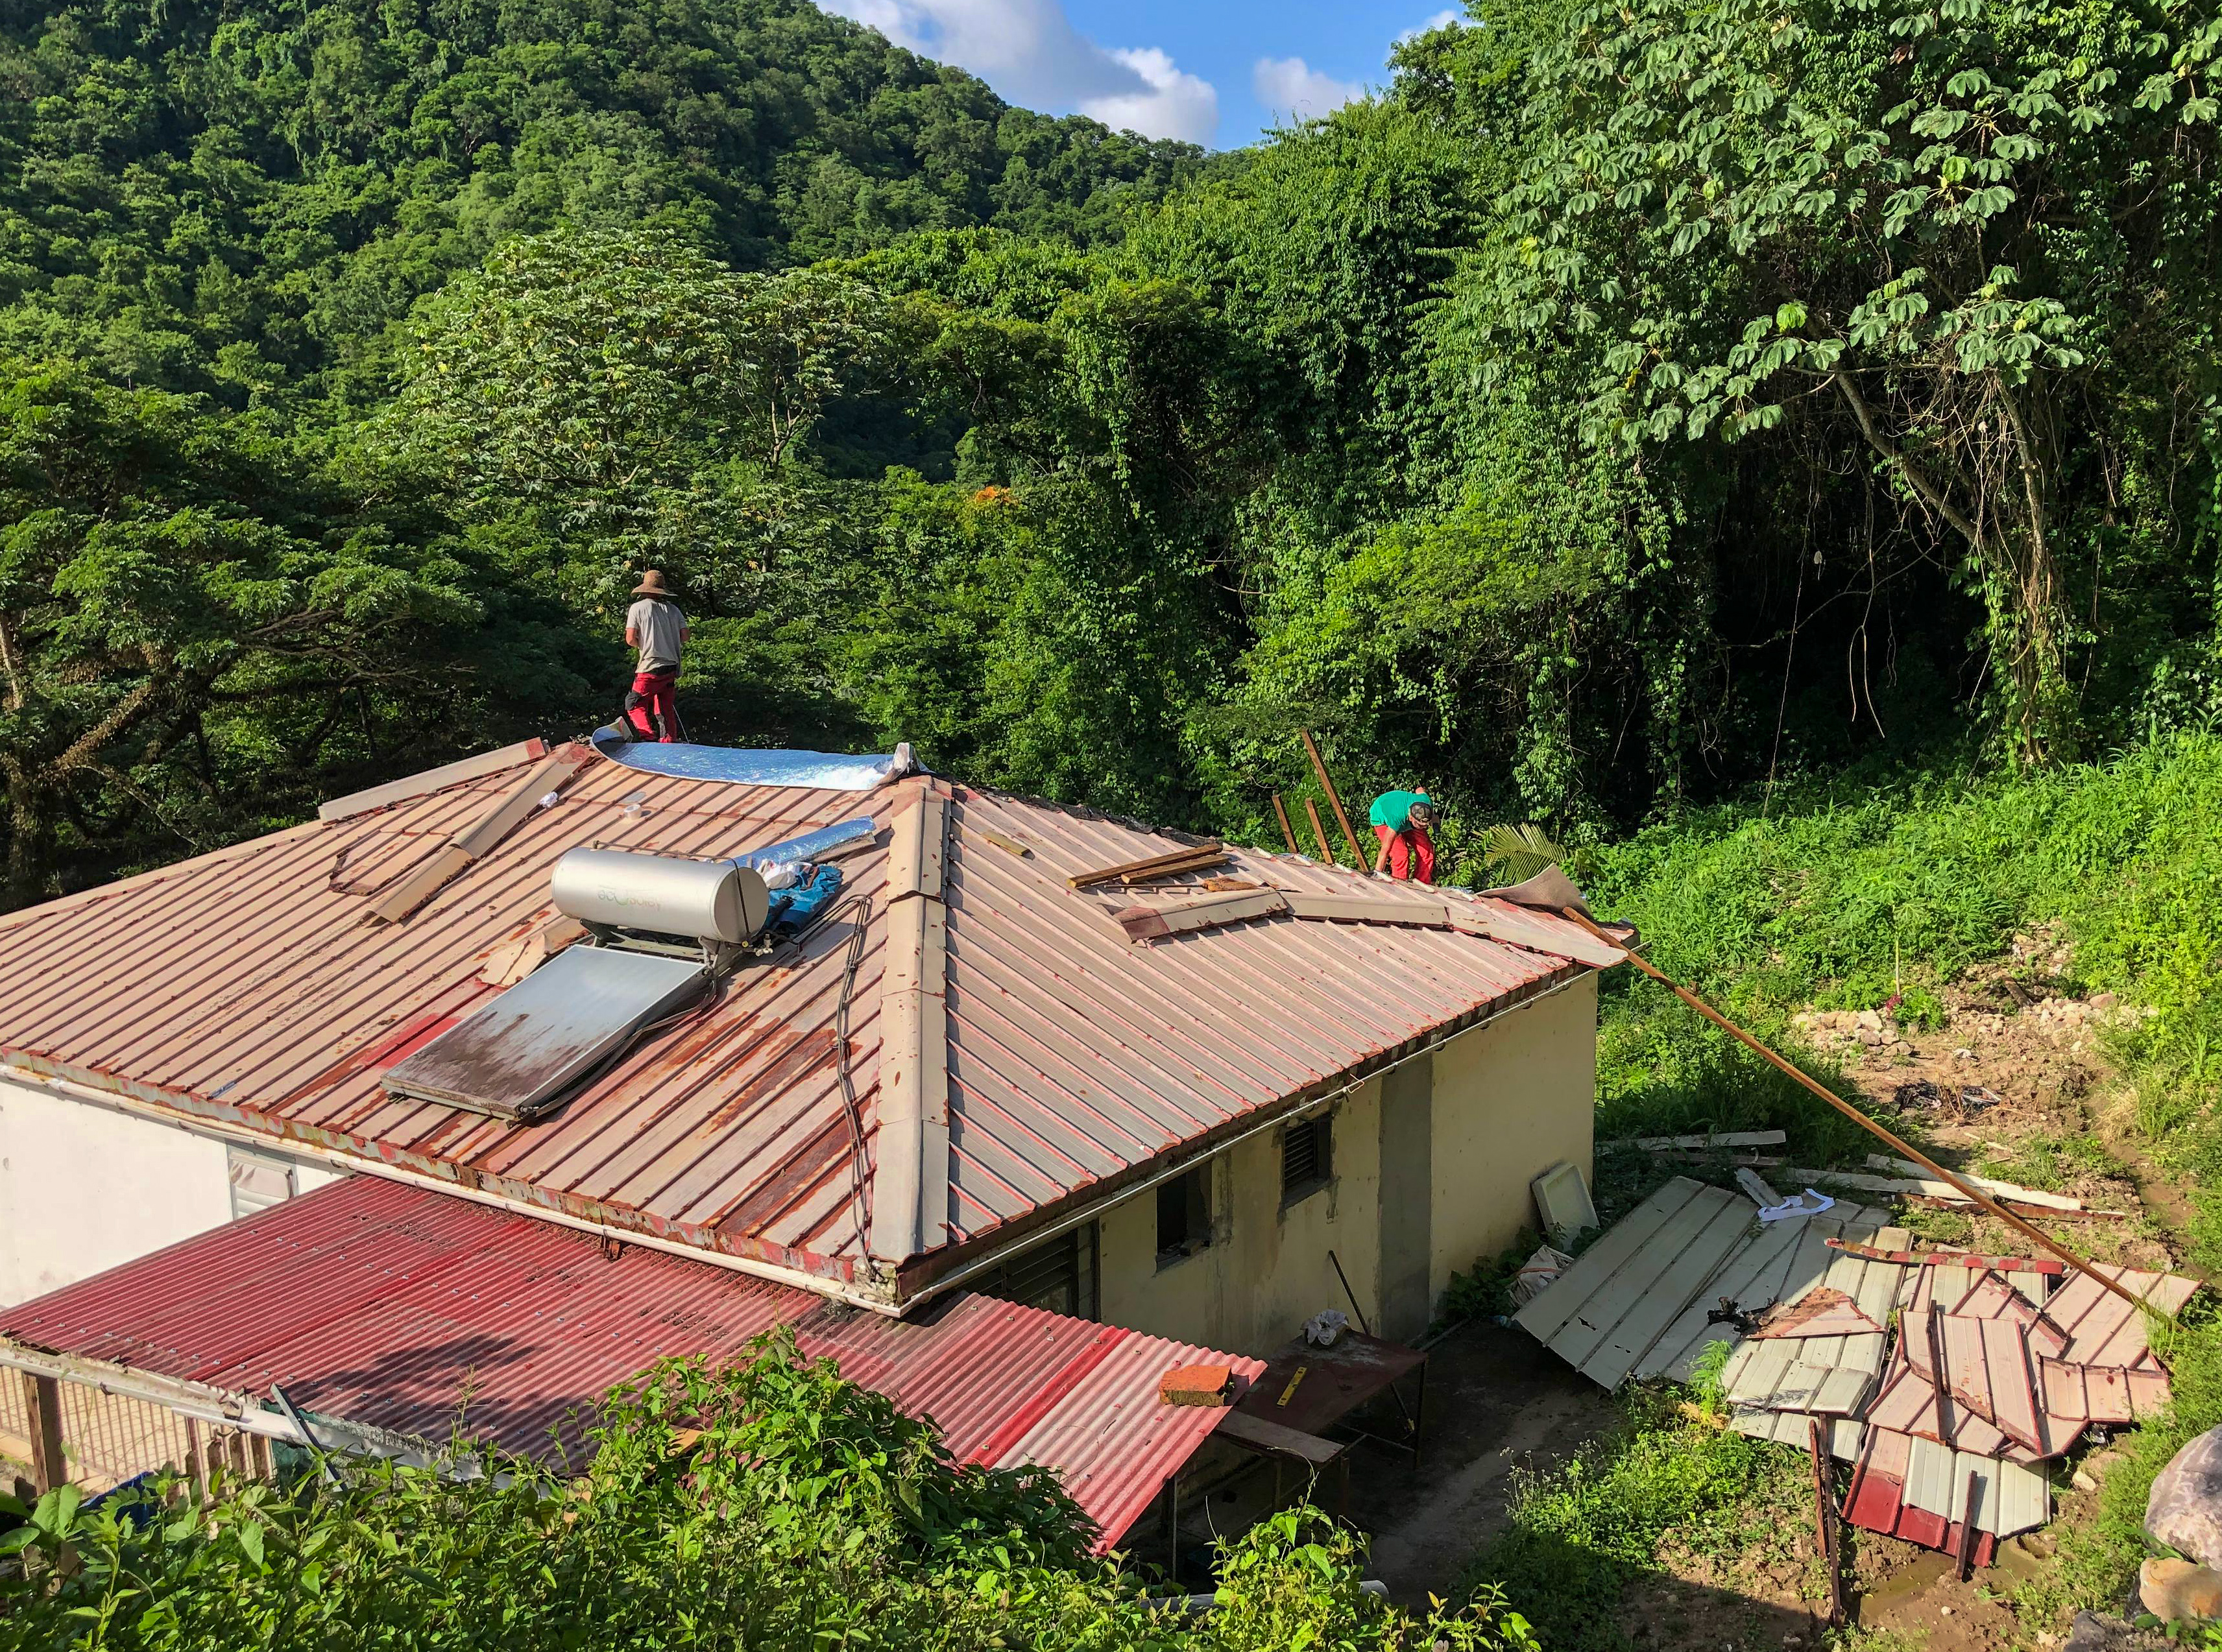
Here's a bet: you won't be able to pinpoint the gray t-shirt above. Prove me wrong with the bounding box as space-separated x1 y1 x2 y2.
627 597 686 673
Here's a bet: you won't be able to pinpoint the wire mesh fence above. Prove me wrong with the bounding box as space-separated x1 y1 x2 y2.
3 1369 262 1494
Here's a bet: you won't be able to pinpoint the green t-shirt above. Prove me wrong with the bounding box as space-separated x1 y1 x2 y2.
1368 789 1432 832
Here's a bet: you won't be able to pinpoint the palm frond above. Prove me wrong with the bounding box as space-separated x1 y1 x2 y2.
1479 822 1567 885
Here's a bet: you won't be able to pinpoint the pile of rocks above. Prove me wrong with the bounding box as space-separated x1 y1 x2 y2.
1791 1007 1917 1059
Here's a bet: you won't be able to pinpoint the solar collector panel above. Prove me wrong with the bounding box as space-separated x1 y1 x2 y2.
381 946 710 1121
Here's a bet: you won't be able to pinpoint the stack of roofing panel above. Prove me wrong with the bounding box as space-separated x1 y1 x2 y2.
1514 1177 2203 1564
1841 1262 2197 1551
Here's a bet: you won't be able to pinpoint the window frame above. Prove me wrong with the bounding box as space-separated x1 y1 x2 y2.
1279 1114 1334 1208
1154 1162 1213 1270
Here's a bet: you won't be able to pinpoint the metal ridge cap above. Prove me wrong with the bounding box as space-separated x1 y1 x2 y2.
0 1056 907 1317
0 1338 299 1441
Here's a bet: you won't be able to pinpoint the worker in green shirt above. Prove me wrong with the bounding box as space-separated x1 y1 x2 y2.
1368 789 1437 883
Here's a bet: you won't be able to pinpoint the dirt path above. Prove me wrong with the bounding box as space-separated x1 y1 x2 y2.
1345 1321 1619 1605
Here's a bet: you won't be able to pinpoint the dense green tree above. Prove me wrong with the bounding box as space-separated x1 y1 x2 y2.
0 0 1206 414
1443 0 2222 761
0 357 596 902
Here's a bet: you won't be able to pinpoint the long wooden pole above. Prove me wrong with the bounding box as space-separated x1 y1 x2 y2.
1303 798 1338 867
1564 908 2160 1315
1299 730 1370 870
1271 794 1300 855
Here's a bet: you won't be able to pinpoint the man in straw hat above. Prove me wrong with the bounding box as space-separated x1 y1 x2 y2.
622 569 689 742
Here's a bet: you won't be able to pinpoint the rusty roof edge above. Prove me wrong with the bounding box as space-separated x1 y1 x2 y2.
0 1338 295 1438
892 961 1591 1309
1 1053 908 1316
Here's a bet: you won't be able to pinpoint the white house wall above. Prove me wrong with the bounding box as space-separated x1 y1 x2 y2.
0 1077 340 1308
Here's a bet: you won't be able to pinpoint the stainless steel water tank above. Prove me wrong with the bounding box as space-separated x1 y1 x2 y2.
551 848 769 943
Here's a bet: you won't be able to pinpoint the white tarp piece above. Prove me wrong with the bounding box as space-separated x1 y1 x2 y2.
592 738 919 792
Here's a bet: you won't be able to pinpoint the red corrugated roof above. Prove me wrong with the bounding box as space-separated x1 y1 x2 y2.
0 1177 1263 1551
0 742 1599 1299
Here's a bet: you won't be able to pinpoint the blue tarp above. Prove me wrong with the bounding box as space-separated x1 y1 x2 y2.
593 736 915 793
767 864 845 935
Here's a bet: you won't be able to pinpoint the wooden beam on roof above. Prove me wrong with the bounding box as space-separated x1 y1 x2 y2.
871 788 951 1263
1068 841 1227 890
317 739 549 821
369 747 591 924
1117 888 1290 942
1112 884 1625 970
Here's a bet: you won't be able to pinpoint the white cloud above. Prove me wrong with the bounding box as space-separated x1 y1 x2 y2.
1397 9 1462 42
1083 48 1218 147
1251 55 1365 121
819 0 1219 143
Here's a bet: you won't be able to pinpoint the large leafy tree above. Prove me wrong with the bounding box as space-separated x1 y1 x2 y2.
1453 0 2222 760
0 359 591 902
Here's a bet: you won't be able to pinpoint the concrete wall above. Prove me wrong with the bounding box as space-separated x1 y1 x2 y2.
1097 1077 1386 1358
0 1077 343 1308
1427 973 1598 1305
1096 974 1597 1354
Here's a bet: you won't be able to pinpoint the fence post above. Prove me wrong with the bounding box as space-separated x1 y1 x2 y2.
21 1371 67 1494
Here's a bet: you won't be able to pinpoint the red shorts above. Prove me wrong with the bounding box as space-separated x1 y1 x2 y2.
1373 822 1435 883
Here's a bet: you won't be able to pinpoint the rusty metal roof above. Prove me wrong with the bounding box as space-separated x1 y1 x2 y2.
0 1176 1262 1551
0 743 1600 1305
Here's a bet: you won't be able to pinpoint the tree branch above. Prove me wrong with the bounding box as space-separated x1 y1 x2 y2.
1830 371 1987 551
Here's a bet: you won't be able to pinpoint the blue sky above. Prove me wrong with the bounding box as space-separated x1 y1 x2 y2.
818 0 1465 149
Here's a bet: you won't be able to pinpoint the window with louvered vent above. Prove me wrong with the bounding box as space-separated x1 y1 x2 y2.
1281 1117 1332 1206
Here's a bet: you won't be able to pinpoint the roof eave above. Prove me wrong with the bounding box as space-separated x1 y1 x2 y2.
888 959 1593 1309
0 1052 903 1313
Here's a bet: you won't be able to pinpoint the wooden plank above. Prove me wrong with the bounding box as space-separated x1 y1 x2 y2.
450 752 579 858
1811 1417 1846 1627
1216 1408 1346 1465
368 843 474 924
23 1371 66 1492
1515 1178 1704 1342
1863 1155 2084 1210
1604 1130 1788 1151
1068 841 1227 890
317 738 547 821
1117 889 1290 943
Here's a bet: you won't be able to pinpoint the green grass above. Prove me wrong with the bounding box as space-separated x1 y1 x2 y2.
1460 732 2222 1640
1460 1366 1806 1652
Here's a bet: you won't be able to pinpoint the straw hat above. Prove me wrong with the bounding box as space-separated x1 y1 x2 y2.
633 569 671 597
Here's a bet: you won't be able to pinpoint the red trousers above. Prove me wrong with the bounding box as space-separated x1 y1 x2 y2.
627 670 679 743
1374 823 1436 883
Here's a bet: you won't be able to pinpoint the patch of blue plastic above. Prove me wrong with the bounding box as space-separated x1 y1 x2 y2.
594 738 908 793
732 817 877 870
767 864 847 935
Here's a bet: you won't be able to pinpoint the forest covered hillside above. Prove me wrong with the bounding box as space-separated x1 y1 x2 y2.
0 0 2216 912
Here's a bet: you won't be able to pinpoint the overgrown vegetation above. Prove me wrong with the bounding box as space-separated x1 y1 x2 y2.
1461 1350 1807 1652
6 0 2221 898
0 1332 1537 1651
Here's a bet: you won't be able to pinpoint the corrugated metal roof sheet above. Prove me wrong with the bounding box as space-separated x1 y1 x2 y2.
1844 1426 2009 1561
0 745 1602 1300
2041 1266 2200 1365
0 1177 1263 1551
1512 1178 1757 1389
